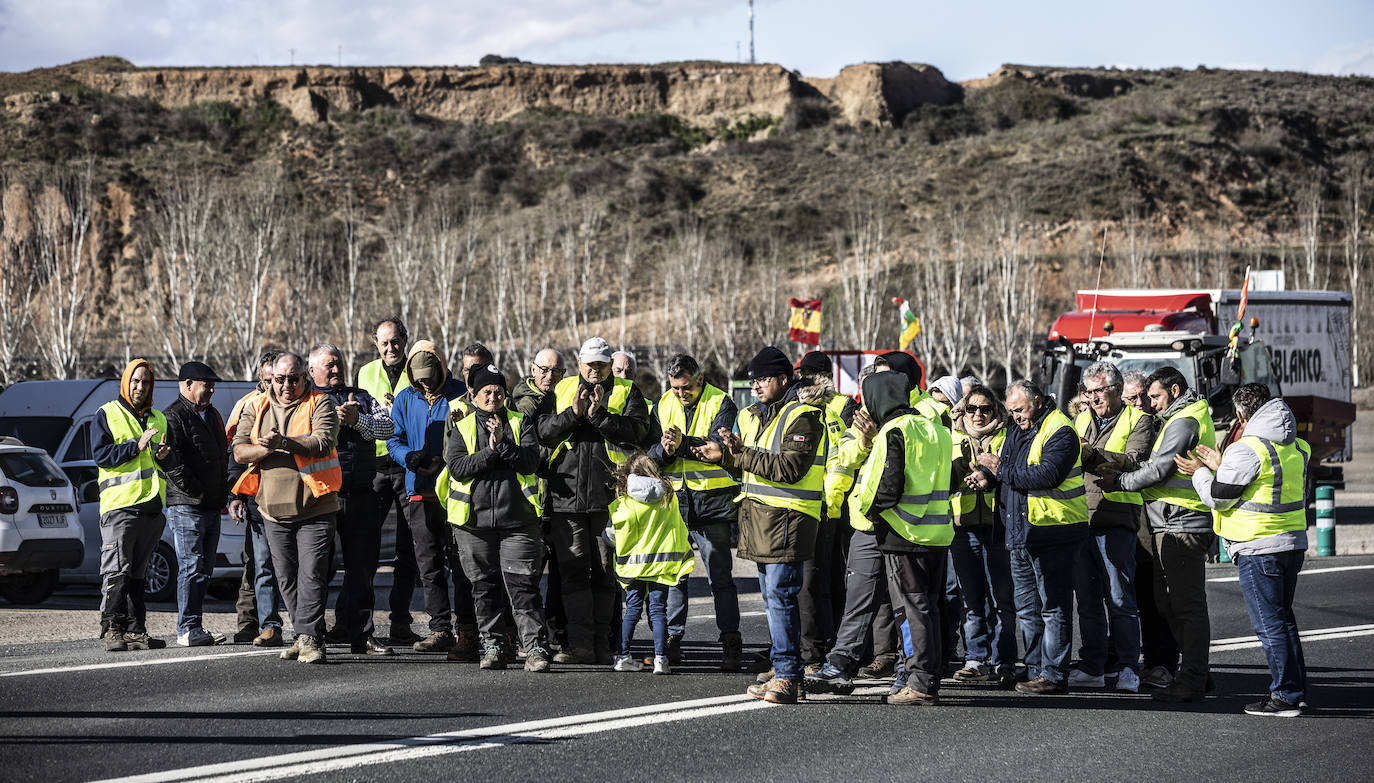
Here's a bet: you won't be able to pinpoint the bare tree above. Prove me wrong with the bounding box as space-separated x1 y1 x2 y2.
1121 194 1154 288
30 164 95 379
911 210 975 378
336 188 366 362
834 202 893 349
0 176 36 385
1299 178 1325 290
1343 155 1368 386
383 191 426 333
222 165 285 378
430 189 482 366
989 195 1041 382
143 168 225 368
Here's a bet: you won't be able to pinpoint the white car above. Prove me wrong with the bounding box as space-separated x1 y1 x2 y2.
0 436 84 604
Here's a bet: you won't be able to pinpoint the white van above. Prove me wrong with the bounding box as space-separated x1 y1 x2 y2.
0 378 260 603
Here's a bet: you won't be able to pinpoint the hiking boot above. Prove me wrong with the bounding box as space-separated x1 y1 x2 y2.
1067 668 1105 688
1140 665 1174 690
804 663 855 695
323 625 348 645
103 629 128 652
524 647 552 673
720 632 743 672
857 657 896 679
450 628 479 661
280 636 303 661
388 625 422 645
1115 668 1141 693
747 677 802 704
1244 696 1302 717
652 655 671 675
553 646 596 664
613 654 645 672
887 686 939 706
953 662 993 682
1016 675 1068 695
1152 682 1204 703
297 635 327 664
995 666 1018 689
479 644 506 670
253 627 284 647
233 626 260 644
414 630 457 654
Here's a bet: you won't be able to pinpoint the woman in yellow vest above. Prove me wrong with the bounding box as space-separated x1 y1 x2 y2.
608 454 694 674
441 365 552 673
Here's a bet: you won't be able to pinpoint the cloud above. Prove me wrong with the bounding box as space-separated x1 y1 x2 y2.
0 0 740 71
1310 38 1374 76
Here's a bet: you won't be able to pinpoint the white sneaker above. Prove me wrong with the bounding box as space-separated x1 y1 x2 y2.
1115 668 1141 693
177 628 225 647
653 655 671 675
613 655 644 672
1068 668 1106 688
1140 665 1174 689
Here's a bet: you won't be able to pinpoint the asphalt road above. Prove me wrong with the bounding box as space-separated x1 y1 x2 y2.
1 555 1372 783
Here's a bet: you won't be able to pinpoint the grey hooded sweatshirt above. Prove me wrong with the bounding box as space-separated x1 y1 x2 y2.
1193 398 1309 559
1116 389 1212 535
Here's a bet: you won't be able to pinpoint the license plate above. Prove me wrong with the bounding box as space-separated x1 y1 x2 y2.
38 514 66 528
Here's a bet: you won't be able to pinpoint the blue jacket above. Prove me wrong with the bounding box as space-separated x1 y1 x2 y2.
989 406 1089 551
387 377 466 498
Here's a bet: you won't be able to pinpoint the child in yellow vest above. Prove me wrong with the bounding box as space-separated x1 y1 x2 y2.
609 454 695 674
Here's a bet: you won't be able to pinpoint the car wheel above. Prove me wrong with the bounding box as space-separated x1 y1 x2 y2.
0 570 58 605
144 542 178 603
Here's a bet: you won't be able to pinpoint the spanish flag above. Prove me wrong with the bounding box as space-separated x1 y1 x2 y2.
788 298 822 346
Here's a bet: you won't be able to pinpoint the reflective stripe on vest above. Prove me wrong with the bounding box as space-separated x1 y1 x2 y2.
551 376 634 465
1140 398 1216 513
230 391 343 499
851 413 954 546
1215 436 1311 542
1074 406 1145 506
439 411 544 526
357 358 410 458
96 401 167 515
657 384 738 493
609 492 695 586
1026 409 1089 526
736 400 827 521
951 428 1005 520
821 395 856 518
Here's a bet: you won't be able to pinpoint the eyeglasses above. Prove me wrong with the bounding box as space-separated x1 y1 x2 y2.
966 404 996 415
1079 383 1120 400
273 373 304 385
532 362 565 378
749 376 778 388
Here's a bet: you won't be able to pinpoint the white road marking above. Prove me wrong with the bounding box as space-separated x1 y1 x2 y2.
1210 623 1374 652
91 694 772 783
1207 563 1374 583
0 648 280 678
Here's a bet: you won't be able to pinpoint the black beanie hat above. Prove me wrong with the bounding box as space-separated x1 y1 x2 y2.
747 346 794 381
877 351 923 393
797 351 831 376
466 364 508 394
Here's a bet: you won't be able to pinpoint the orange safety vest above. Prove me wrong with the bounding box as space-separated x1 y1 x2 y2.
225 389 266 440
231 390 343 498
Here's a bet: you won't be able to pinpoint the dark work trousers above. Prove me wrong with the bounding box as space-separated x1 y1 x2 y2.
1137 526 1180 672
453 523 548 653
886 547 948 695
942 550 965 664
375 459 417 628
547 511 617 653
1152 530 1215 691
826 530 891 673
800 515 838 663
98 507 165 635
404 498 475 633
830 523 853 632
333 490 383 643
236 521 257 633
542 521 568 648
262 513 336 640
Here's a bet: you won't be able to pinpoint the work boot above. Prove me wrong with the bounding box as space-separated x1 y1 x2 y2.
1152 682 1205 703
479 643 506 670
297 635 327 664
280 636 303 661
351 637 396 656
388 625 422 645
887 686 939 706
747 677 803 704
322 625 348 645
447 629 479 662
123 631 165 650
103 629 128 653
253 627 284 647
857 656 896 679
554 646 596 664
414 630 457 653
524 647 553 673
1015 675 1068 695
804 663 855 695
755 666 776 685
233 626 260 644
720 632 743 672
666 634 683 665
954 662 993 682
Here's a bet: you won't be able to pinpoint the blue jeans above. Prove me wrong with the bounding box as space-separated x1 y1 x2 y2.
1073 527 1142 675
949 527 1018 668
167 505 220 636
758 562 804 679
619 580 669 656
666 523 740 638
1236 549 1307 704
1009 540 1080 684
243 498 284 630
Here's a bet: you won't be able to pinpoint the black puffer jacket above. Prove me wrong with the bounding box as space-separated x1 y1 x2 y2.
445 407 542 529
163 395 229 511
536 376 651 515
316 384 381 495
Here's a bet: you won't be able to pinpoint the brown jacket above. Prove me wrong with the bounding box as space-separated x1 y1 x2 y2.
1079 407 1154 531
724 388 823 564
232 389 340 522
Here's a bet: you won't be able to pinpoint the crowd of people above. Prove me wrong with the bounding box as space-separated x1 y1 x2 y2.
91 319 1314 717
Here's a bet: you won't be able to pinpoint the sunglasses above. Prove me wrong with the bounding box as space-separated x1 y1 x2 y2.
273 373 304 385
966 404 996 415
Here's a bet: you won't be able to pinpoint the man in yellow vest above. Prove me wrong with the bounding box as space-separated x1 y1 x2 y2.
535 336 651 664
1108 366 1216 701
93 359 175 652
1178 383 1310 717
692 346 825 704
1070 361 1154 693
647 353 743 670
355 317 421 645
973 380 1089 695
231 352 342 664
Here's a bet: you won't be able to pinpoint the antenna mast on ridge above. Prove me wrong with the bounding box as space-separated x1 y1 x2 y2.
749 0 756 64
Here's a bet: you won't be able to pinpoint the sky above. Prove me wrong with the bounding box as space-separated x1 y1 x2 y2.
1 0 1371 81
